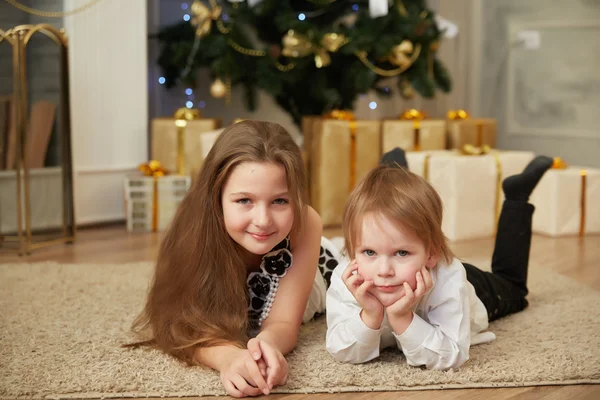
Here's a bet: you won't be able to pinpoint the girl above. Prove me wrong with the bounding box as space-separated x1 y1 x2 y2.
326 152 553 369
127 121 341 398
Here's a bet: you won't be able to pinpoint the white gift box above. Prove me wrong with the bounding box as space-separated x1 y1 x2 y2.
531 167 600 237
407 150 535 241
124 175 191 232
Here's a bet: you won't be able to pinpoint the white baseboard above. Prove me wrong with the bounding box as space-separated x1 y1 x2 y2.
76 165 140 174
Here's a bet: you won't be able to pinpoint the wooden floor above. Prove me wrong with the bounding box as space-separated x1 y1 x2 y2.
1 225 599 399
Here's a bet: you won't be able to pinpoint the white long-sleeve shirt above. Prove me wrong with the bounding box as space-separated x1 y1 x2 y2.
325 257 496 370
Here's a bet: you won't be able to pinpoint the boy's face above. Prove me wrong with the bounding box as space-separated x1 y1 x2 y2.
353 213 438 307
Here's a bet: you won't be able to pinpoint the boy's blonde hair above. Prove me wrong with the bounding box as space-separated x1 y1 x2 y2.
342 165 454 265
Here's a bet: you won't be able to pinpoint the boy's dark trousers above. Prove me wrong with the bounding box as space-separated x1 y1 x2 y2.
464 200 533 321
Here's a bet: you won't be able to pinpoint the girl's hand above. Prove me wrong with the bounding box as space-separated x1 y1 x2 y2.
219 347 270 398
341 260 384 329
247 338 289 389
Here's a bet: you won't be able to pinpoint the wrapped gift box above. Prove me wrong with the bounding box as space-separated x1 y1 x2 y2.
407 150 535 241
124 175 191 232
531 167 600 237
446 118 497 150
381 119 446 153
188 128 225 180
301 116 321 196
309 118 382 226
151 117 221 176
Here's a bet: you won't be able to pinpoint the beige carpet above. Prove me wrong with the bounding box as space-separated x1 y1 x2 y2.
1 261 599 399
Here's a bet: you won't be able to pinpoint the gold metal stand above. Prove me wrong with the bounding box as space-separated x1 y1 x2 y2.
0 24 76 255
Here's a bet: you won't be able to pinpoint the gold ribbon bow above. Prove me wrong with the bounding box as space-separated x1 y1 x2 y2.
323 110 357 190
461 143 492 156
552 157 587 236
174 107 201 175
324 109 356 121
447 109 470 120
191 0 221 37
400 109 426 151
282 30 347 68
138 160 168 177
138 160 169 232
400 109 427 121
447 109 491 148
552 157 568 170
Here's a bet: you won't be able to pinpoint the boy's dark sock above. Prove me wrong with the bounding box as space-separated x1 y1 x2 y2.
502 155 554 201
380 147 409 169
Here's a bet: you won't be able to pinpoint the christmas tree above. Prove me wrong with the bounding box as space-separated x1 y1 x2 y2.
156 0 451 125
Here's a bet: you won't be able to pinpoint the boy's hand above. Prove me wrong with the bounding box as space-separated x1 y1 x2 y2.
386 266 433 335
341 260 384 329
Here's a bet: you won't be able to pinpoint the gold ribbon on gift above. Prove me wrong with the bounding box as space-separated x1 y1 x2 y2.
551 157 587 237
400 109 427 151
139 160 168 232
282 30 348 68
447 109 486 147
323 110 357 191
174 107 201 176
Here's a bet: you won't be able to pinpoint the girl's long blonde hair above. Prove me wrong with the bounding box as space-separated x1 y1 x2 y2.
128 121 307 364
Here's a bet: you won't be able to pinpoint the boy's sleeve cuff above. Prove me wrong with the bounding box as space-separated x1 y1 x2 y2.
346 311 382 344
392 313 431 352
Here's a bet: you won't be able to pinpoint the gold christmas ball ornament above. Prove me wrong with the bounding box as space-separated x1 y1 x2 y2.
389 40 415 69
400 79 415 99
430 41 440 52
397 39 414 54
210 78 227 98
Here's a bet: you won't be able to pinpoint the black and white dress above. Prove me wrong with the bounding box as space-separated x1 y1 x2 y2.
246 236 344 336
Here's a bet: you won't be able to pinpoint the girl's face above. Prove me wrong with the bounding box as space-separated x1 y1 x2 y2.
221 161 294 256
353 213 438 307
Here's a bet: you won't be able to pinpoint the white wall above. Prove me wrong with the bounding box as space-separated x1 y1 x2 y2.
65 0 148 224
478 0 600 168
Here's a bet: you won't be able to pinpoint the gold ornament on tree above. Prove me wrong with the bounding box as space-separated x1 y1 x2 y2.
191 0 221 37
428 41 439 78
282 30 347 68
399 77 414 99
210 78 227 98
388 40 417 69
